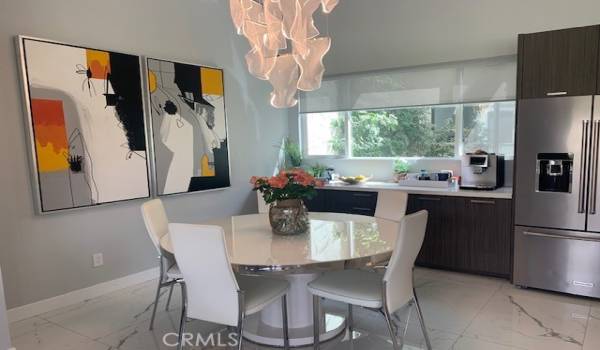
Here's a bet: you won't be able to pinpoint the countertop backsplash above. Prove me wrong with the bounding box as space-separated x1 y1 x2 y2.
316 158 513 187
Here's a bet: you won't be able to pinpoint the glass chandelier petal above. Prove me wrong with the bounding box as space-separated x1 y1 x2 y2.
269 54 300 108
290 0 321 58
230 0 245 34
264 0 287 50
321 0 339 14
242 0 265 24
295 36 331 91
246 48 277 80
278 0 297 39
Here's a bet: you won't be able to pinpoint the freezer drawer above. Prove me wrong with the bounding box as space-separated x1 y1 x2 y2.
514 225 600 298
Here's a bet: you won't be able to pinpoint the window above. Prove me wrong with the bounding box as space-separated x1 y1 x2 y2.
302 112 346 156
300 101 515 159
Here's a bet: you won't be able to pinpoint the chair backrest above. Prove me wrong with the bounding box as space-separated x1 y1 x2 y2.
257 191 269 214
169 223 240 327
141 199 169 254
375 190 408 222
383 210 428 312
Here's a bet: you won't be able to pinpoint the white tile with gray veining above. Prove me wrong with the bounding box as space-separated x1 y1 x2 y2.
10 268 600 350
463 283 591 350
583 304 600 350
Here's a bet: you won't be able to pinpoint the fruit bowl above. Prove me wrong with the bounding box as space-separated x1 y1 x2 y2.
339 175 370 185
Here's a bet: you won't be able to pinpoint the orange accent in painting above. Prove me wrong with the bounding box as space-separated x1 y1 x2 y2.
201 154 215 176
86 49 111 79
31 99 69 172
148 70 157 93
200 67 224 96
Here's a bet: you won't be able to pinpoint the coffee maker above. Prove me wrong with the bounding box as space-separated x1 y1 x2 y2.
460 153 505 190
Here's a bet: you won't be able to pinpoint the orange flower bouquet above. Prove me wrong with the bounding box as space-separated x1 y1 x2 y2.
250 169 324 204
250 169 324 235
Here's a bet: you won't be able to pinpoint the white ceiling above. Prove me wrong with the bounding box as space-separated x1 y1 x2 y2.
322 0 600 75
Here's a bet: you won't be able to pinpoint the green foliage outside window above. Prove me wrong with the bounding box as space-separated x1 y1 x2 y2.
330 107 456 158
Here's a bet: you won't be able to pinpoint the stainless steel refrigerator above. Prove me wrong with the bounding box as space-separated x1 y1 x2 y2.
514 95 600 298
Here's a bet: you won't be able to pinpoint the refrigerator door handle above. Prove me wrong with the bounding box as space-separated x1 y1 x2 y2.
579 120 590 214
590 120 600 215
523 230 600 243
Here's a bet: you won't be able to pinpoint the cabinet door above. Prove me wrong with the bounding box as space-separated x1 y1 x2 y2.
519 25 599 98
325 190 351 213
409 195 457 268
464 198 512 277
305 189 326 212
326 190 378 216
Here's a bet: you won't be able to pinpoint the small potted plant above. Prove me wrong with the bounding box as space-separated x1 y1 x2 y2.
283 137 303 168
393 159 410 182
309 163 328 181
250 169 324 235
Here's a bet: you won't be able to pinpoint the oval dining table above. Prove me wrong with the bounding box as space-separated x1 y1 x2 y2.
159 212 400 347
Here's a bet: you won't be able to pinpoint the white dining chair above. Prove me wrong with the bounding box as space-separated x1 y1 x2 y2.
257 191 270 213
308 210 431 350
346 190 409 270
141 199 183 330
369 190 410 267
169 223 291 350
375 190 408 222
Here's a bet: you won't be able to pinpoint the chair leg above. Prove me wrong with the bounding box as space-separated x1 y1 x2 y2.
281 295 290 350
413 290 432 350
381 308 400 350
176 285 187 350
166 283 175 311
401 301 413 341
149 277 163 330
237 316 244 350
347 304 354 340
312 295 320 350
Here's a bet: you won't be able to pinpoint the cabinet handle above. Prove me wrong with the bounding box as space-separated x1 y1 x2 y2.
546 91 568 96
417 197 441 201
352 207 373 211
352 193 374 197
470 199 496 205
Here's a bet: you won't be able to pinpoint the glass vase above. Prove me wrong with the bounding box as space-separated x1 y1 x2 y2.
268 199 310 235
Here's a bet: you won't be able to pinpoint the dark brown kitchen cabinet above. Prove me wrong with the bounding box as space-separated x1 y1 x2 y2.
306 189 378 216
308 190 512 278
325 190 378 216
304 189 327 212
408 195 513 278
518 25 599 99
463 198 512 276
409 195 459 269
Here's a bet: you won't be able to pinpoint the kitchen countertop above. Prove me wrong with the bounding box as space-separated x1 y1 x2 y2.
322 181 513 199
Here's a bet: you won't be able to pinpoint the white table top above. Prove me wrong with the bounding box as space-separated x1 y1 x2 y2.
160 212 399 269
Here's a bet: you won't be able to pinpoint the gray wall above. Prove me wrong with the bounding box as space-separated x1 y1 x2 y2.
323 0 600 75
0 0 288 309
0 268 10 350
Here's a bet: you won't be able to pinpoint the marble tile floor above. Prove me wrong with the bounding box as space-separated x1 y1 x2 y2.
8 268 600 350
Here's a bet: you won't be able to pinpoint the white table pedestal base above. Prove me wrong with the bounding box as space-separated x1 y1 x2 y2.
242 273 346 347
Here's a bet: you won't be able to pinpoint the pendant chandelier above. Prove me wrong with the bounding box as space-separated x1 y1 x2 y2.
230 0 339 108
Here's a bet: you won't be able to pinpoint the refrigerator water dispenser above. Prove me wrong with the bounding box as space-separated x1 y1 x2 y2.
536 153 573 193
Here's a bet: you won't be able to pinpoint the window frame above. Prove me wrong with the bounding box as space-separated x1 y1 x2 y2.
299 99 516 161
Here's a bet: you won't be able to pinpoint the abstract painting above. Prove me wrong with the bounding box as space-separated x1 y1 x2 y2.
19 37 150 213
147 58 230 195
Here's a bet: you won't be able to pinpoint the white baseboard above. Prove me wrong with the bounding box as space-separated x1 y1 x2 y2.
7 267 159 323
